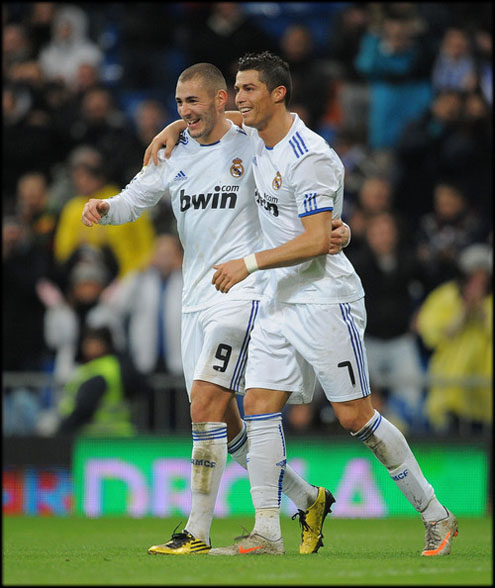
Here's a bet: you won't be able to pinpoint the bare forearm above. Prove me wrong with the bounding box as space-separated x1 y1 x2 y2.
255 231 330 270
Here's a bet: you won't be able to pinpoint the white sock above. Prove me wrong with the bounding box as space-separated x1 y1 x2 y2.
352 410 445 519
228 420 318 511
245 413 285 541
185 422 227 544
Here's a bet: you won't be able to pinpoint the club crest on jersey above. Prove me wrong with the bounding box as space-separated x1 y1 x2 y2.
230 158 244 177
272 171 282 190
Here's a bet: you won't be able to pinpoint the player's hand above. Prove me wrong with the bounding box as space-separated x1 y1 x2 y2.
329 218 350 254
212 259 249 293
143 120 186 166
82 199 110 227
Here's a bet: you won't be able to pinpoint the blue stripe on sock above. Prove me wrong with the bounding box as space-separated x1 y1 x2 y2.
244 412 282 421
228 422 248 454
357 413 382 441
192 425 227 441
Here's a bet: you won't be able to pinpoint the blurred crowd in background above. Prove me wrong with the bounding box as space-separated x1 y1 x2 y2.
3 2 492 439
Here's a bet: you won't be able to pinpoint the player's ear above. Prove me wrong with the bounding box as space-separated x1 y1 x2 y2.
216 89 228 109
272 85 287 105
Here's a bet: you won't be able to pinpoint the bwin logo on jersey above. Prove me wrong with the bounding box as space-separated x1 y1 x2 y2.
255 189 279 217
272 171 282 190
230 158 244 177
392 468 409 481
180 186 238 211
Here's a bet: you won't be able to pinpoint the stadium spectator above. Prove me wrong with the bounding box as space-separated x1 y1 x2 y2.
185 2 277 83
23 2 57 59
345 174 408 254
393 89 464 222
38 4 103 90
331 128 382 205
326 3 369 137
52 146 155 280
129 99 176 232
431 28 477 93
415 243 492 434
133 99 170 150
3 215 49 373
416 181 487 292
473 28 492 105
56 326 154 436
347 212 427 432
36 255 122 386
2 82 59 206
354 10 434 159
67 86 143 185
2 22 33 73
107 233 183 378
14 171 58 278
445 91 493 218
118 3 177 91
3 213 52 436
278 24 334 131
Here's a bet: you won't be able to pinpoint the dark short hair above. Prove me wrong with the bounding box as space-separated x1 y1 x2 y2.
237 51 292 106
177 63 227 96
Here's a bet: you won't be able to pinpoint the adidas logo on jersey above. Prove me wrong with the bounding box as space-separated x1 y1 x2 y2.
174 170 187 181
179 186 238 211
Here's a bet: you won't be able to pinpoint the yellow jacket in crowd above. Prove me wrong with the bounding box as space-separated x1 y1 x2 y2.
416 280 492 430
54 184 156 277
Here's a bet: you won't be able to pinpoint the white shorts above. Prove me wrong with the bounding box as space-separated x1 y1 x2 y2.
181 299 260 399
245 298 371 404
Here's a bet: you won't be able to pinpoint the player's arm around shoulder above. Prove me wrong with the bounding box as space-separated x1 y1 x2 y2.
143 119 187 166
212 211 333 294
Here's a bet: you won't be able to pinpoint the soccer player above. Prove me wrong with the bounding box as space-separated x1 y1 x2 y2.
146 52 458 557
81 63 350 555
210 52 458 556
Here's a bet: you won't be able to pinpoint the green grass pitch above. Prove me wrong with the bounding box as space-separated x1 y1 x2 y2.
3 515 492 585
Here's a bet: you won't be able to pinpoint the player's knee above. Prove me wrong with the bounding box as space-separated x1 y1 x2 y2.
337 413 363 433
335 408 374 434
190 381 232 422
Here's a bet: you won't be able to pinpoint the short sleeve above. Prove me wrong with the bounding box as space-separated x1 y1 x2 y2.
290 151 343 218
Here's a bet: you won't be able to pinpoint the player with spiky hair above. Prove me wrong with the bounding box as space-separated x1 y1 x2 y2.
82 62 350 555
203 51 457 556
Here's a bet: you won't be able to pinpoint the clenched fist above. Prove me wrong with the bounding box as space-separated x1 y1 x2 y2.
82 199 110 227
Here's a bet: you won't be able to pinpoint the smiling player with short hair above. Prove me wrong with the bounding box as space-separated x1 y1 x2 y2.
82 62 350 555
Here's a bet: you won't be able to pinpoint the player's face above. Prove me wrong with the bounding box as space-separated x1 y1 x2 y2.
234 70 275 131
175 79 218 142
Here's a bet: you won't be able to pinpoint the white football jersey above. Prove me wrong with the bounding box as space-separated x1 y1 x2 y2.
242 114 364 304
100 122 265 312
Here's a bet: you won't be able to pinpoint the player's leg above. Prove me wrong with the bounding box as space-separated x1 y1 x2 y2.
308 298 457 556
224 394 325 519
211 300 334 556
333 395 458 555
210 387 288 555
149 302 254 555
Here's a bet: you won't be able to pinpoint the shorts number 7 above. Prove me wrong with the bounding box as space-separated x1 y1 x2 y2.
338 360 356 386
